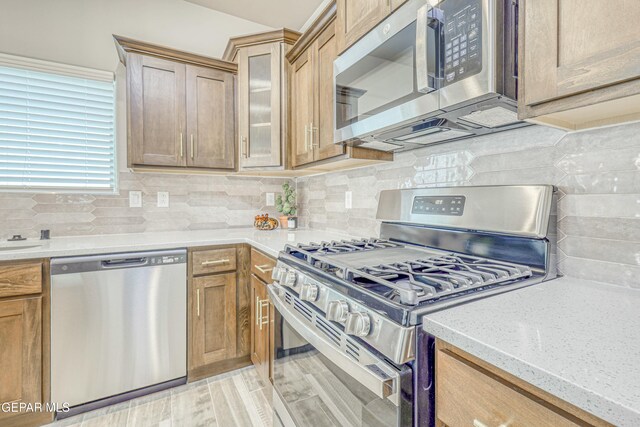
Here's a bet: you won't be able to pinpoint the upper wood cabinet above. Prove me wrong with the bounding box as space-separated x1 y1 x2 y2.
287 2 393 170
518 0 640 130
224 30 301 171
291 49 315 167
335 0 391 54
115 36 237 171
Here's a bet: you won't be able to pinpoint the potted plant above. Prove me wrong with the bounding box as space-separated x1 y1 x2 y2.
275 182 297 229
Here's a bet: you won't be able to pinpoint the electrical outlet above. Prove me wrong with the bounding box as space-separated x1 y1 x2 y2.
345 191 353 209
157 192 169 208
266 192 275 206
129 191 142 208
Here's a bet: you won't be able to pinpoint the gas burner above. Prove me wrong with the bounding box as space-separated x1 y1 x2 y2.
286 240 533 306
298 238 403 255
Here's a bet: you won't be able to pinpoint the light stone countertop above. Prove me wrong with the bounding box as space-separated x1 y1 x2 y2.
0 228 356 261
423 276 640 427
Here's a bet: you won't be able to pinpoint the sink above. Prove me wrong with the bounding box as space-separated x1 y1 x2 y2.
0 243 42 251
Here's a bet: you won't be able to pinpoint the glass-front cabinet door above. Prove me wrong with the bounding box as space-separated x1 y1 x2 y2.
238 43 283 169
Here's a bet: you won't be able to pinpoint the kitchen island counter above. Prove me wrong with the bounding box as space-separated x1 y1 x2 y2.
423 277 640 427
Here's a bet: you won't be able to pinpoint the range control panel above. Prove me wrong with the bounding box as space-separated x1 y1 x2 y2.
441 0 483 85
411 195 466 216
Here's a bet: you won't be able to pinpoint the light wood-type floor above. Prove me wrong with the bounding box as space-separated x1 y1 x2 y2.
45 366 273 427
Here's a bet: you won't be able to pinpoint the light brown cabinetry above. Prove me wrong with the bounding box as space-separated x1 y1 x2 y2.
186 65 235 169
115 36 237 171
335 0 390 54
287 2 393 170
0 260 51 427
250 248 276 383
188 245 251 381
518 0 640 130
435 340 611 427
224 29 301 170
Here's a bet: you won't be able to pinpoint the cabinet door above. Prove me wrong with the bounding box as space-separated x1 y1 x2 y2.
238 44 283 169
128 54 186 167
192 273 237 367
290 50 315 167
522 0 640 107
336 0 390 53
313 21 344 162
186 65 235 169
250 275 269 383
0 297 42 420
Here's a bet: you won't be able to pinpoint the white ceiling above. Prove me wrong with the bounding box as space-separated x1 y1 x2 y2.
184 0 324 30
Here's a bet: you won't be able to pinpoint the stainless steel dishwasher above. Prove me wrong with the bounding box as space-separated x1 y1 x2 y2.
51 249 187 416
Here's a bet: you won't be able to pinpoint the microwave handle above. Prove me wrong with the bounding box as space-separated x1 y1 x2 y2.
416 4 435 93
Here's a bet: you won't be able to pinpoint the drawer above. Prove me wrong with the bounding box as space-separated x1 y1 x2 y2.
0 262 43 298
436 349 579 427
251 248 276 284
192 248 237 275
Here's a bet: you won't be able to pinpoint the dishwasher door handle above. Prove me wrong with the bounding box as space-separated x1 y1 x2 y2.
101 257 148 268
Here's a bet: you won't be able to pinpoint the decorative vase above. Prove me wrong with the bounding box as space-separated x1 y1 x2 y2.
279 215 289 229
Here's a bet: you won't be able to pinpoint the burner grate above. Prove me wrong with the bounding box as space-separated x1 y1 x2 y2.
286 238 533 306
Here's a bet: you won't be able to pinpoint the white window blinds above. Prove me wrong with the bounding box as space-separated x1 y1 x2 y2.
0 54 116 192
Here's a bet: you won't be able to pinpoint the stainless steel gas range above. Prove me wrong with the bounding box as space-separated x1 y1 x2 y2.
268 185 557 427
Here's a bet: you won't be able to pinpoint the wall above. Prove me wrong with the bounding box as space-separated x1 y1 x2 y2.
297 121 640 288
0 0 273 72
0 0 289 239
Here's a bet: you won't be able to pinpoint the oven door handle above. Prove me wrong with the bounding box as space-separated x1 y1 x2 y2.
268 285 401 406
416 3 435 93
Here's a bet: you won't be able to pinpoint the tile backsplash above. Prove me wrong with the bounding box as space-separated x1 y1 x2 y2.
297 121 640 288
2 120 639 288
0 172 290 238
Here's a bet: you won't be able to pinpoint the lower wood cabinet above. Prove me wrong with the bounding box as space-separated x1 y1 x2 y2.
435 340 611 427
188 245 251 381
191 273 237 366
0 260 51 427
250 248 276 383
250 275 270 382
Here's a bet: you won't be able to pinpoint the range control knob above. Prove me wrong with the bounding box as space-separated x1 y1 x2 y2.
299 283 319 302
283 271 298 288
271 266 284 282
326 300 349 323
344 312 371 337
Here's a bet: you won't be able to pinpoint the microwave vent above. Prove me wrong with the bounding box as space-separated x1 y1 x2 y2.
458 106 519 128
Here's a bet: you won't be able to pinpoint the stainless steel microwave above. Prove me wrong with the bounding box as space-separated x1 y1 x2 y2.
334 0 526 152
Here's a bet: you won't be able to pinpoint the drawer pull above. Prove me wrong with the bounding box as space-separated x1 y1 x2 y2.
197 289 201 317
201 259 229 266
473 420 507 427
255 264 273 274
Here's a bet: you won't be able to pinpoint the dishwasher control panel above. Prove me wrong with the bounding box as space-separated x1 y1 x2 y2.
150 254 187 265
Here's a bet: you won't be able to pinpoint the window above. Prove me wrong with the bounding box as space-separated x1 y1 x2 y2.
0 54 116 192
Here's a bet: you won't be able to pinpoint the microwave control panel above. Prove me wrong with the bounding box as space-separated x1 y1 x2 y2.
441 0 483 85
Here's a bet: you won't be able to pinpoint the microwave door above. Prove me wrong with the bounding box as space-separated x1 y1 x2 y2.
333 0 441 144
438 0 498 110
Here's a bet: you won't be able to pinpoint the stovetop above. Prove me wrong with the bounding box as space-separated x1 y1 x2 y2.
287 238 534 306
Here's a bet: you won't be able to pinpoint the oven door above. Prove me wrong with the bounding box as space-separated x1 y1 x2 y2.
269 284 413 427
